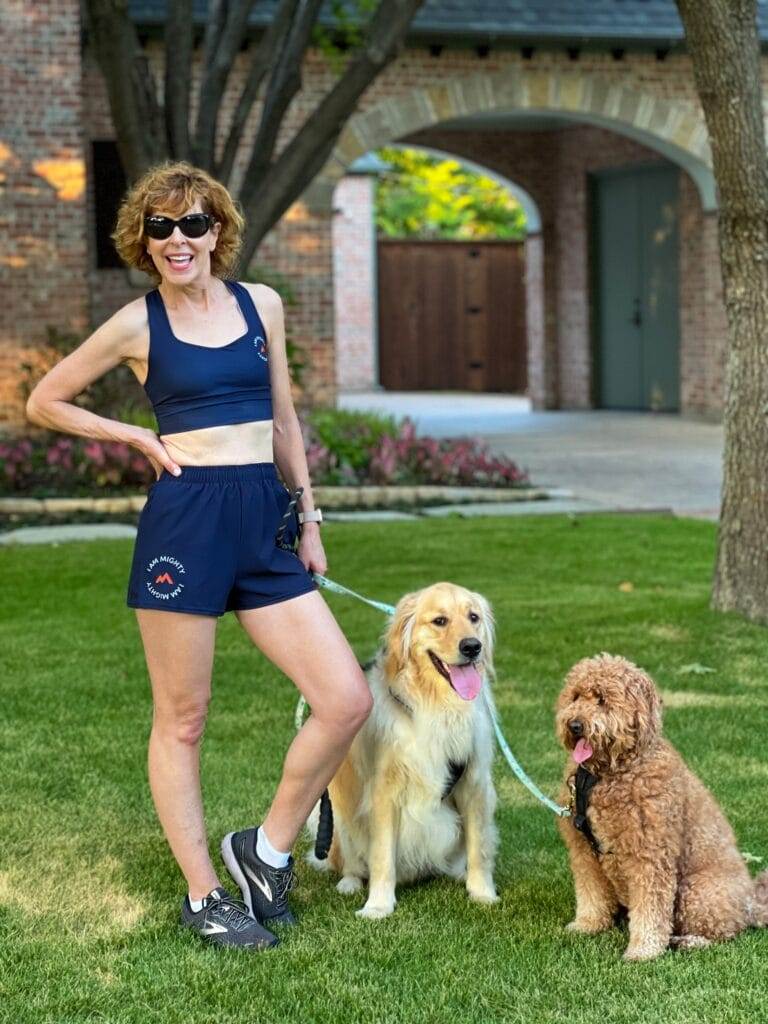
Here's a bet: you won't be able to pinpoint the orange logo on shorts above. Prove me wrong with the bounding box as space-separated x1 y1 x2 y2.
146 554 186 601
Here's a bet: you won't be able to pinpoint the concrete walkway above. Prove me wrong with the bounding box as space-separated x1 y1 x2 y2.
339 392 723 520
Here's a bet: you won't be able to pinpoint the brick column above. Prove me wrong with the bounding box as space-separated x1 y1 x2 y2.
0 0 89 428
679 173 727 416
332 174 378 391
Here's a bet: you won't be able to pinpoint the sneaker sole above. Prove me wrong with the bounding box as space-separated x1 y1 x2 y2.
221 831 255 918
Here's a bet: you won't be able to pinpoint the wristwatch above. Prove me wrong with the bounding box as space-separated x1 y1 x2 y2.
298 508 323 525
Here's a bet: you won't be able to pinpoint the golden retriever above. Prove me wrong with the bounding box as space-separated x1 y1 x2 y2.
308 582 499 918
556 654 768 960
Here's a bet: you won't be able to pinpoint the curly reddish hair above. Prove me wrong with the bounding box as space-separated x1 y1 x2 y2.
112 161 245 281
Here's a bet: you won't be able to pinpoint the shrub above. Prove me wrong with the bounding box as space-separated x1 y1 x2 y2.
304 408 399 481
301 411 527 488
20 327 152 425
0 436 154 496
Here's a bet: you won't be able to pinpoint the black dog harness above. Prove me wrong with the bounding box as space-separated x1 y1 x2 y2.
443 760 466 799
571 765 601 854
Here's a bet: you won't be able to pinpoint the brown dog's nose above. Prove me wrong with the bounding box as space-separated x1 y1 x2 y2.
459 637 482 660
568 719 584 737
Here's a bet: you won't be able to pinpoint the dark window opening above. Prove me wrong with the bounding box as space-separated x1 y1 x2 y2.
92 141 127 269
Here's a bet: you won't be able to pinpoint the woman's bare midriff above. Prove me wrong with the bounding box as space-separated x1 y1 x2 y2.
160 419 274 466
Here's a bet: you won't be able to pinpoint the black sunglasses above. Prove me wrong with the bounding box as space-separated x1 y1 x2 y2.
144 213 215 240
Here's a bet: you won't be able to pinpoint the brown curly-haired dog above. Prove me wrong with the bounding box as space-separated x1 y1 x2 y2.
556 654 768 961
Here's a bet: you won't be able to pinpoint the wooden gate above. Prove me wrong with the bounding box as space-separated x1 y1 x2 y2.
377 240 527 392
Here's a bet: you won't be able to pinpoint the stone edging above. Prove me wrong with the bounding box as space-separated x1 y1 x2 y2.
0 485 550 515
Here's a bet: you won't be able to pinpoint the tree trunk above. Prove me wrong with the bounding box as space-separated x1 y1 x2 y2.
676 0 768 623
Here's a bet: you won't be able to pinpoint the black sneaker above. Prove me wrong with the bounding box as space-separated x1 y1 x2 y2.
180 887 278 949
221 828 298 927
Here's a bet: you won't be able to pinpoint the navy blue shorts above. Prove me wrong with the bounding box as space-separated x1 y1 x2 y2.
126 463 317 617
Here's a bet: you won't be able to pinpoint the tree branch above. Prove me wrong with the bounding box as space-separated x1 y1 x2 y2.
239 0 426 248
83 0 166 181
239 0 326 188
194 0 261 169
165 0 193 159
217 0 301 184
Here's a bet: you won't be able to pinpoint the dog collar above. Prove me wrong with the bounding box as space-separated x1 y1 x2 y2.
571 765 601 854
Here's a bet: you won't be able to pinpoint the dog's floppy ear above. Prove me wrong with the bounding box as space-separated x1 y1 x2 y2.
633 668 663 748
472 590 495 666
384 590 420 679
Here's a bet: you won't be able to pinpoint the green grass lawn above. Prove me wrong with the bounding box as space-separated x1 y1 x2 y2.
2 514 767 1024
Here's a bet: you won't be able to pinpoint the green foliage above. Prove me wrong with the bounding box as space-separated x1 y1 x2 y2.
376 147 527 240
313 0 379 71
305 406 399 471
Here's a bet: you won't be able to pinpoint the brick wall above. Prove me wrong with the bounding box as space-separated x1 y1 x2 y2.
1 0 89 425
2 36 733 425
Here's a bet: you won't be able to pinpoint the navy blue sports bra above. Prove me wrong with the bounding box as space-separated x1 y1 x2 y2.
142 280 272 434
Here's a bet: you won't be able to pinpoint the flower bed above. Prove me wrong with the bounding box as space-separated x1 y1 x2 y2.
304 413 527 488
1 411 527 497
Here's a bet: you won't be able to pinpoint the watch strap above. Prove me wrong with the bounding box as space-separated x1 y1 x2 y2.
298 509 323 524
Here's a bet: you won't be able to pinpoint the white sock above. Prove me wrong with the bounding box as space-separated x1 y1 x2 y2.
257 825 290 869
188 895 205 912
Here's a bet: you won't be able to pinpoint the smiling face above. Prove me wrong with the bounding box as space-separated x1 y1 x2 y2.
384 582 495 709
555 654 662 770
144 199 221 287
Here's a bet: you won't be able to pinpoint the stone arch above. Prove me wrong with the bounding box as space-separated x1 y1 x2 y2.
311 68 715 213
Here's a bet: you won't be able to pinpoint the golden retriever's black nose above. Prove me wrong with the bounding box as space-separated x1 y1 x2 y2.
568 719 584 737
459 637 482 660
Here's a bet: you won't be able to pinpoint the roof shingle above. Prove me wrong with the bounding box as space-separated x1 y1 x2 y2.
128 1 768 44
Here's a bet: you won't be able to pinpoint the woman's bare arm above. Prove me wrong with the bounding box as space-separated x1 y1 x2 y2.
253 283 327 574
26 299 182 478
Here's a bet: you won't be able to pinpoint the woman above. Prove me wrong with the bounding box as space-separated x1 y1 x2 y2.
26 162 372 951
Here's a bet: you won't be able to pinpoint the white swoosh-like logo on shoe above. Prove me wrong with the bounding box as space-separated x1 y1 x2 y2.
201 921 229 935
244 864 273 903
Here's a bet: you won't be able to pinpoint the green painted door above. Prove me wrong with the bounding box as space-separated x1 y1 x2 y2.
593 165 680 411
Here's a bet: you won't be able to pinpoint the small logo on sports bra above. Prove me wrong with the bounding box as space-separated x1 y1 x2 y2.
254 335 268 362
146 554 186 601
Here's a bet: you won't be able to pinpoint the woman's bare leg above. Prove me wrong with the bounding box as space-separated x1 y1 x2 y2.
136 608 220 899
235 591 372 851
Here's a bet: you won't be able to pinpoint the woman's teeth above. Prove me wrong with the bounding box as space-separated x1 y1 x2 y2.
167 255 193 269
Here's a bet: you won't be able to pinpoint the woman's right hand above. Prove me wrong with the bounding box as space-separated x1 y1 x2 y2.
125 426 182 481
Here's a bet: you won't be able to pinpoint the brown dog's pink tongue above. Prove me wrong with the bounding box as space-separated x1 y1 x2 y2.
573 738 593 764
448 663 482 701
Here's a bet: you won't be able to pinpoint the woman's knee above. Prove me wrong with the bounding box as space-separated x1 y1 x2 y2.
349 681 374 730
318 672 372 735
152 696 211 746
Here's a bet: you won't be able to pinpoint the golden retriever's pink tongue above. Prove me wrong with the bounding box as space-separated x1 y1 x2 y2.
573 738 593 764
448 663 482 700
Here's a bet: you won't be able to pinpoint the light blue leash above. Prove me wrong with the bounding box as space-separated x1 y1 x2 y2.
310 573 570 818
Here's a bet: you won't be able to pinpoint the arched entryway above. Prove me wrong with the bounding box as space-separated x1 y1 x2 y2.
319 67 722 415
332 146 542 397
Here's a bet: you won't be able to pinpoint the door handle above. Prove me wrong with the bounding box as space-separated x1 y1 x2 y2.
631 298 642 327
467 306 482 314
